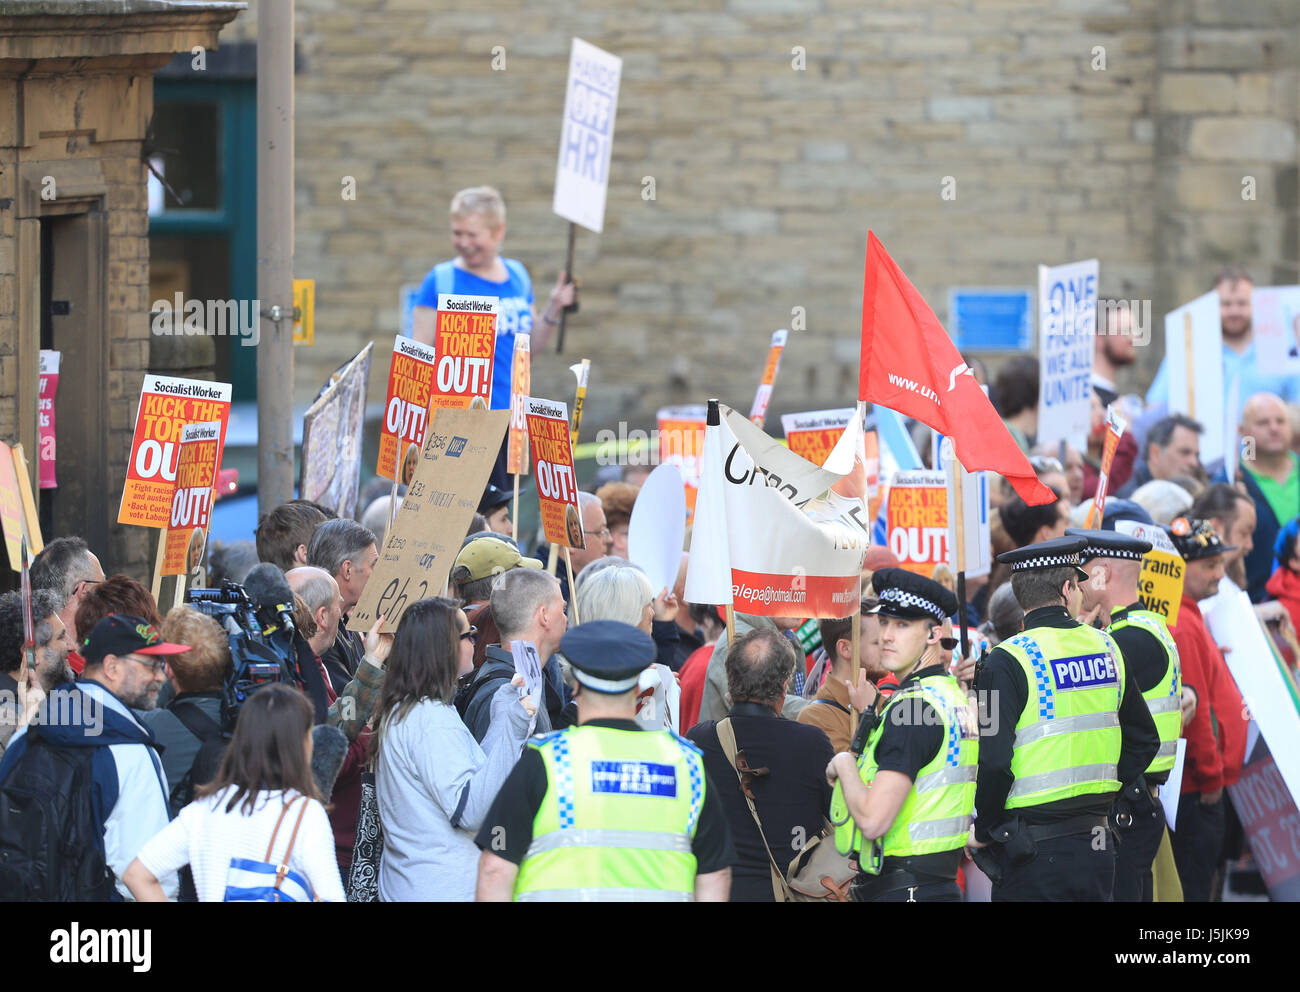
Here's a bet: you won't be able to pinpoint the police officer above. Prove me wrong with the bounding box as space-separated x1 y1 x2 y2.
827 569 978 902
473 620 734 901
969 537 1159 901
1067 527 1182 902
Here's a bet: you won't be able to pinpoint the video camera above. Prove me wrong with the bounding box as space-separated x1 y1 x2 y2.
186 580 297 731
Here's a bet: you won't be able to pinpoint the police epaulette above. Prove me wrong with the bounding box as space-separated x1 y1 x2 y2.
671 732 703 757
528 729 565 747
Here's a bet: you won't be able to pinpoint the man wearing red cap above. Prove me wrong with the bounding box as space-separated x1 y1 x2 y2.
0 614 189 900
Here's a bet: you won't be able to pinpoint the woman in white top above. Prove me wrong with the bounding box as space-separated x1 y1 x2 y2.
123 683 344 902
374 596 532 901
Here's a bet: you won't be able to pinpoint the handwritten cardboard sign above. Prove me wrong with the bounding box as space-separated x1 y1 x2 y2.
348 408 509 633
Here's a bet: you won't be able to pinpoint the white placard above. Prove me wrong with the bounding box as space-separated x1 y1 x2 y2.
1036 259 1098 451
1165 290 1224 465
627 463 687 594
942 439 991 578
553 38 622 233
1252 285 1300 376
1201 583 1300 810
1159 738 1187 830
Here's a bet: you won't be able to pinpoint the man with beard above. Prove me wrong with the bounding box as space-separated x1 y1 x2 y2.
1091 300 1142 408
0 614 189 899
1145 268 1300 421
0 589 75 753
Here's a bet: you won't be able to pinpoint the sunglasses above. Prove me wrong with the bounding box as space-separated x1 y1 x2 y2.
460 626 478 644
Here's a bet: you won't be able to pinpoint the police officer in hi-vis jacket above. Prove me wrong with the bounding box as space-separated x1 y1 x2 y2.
474 621 734 902
828 568 978 902
969 537 1159 901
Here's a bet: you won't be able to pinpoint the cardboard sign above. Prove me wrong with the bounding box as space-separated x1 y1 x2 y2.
526 397 582 548
1036 259 1097 451
782 407 854 467
161 421 221 576
9 445 41 555
431 295 497 410
38 350 59 489
300 343 373 520
377 336 437 481
1165 290 1225 465
657 405 707 525
748 329 788 428
553 37 622 233
0 442 24 568
349 409 509 633
118 375 232 529
507 334 532 475
1228 741 1300 901
886 470 949 576
1113 520 1184 626
1252 285 1300 375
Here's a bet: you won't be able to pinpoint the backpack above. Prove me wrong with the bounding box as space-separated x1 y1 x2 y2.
167 700 228 813
0 726 117 901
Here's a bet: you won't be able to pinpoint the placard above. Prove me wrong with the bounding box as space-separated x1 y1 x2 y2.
1036 259 1097 451
1252 285 1300 375
117 375 232 529
349 409 509 633
300 343 373 520
525 397 582 548
782 407 854 467
1228 742 1300 901
1113 519 1184 626
431 294 497 410
0 442 24 568
1165 290 1224 465
161 421 221 576
657 405 707 525
511 640 544 737
942 440 991 578
38 350 59 489
886 470 948 576
627 463 686 594
748 329 788 428
553 37 622 233
507 334 532 475
377 336 437 481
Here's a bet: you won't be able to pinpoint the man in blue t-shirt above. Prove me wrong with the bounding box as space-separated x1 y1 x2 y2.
410 186 575 410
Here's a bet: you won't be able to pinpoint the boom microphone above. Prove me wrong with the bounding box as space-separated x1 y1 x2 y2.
244 563 298 639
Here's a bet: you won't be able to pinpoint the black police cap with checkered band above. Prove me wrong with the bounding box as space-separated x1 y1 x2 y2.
868 567 959 623
996 536 1090 581
1065 527 1152 563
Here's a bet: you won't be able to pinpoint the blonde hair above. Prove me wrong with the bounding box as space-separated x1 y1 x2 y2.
576 566 654 629
450 186 505 230
160 605 230 693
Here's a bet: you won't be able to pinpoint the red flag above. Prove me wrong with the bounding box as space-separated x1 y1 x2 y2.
859 231 1055 506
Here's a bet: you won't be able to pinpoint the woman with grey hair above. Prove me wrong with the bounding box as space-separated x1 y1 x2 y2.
1130 479 1194 526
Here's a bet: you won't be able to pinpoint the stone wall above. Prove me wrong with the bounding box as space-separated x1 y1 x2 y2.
228 0 1296 427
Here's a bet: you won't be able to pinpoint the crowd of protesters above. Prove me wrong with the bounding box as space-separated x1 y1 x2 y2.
2 185 1295 904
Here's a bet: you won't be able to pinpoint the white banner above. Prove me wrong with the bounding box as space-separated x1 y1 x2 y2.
686 407 866 618
553 38 622 233
1036 258 1098 451
941 439 991 578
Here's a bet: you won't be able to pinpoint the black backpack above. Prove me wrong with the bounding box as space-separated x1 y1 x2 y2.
0 727 117 901
167 700 228 813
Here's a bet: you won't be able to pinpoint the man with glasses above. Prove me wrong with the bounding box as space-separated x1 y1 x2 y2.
30 536 106 672
536 491 613 605
0 614 189 899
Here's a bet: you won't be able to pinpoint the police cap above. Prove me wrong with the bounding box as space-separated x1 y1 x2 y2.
1065 527 1152 564
557 620 656 694
868 567 958 624
996 536 1089 581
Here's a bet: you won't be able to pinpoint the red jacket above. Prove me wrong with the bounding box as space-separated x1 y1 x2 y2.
1266 566 1300 642
677 642 714 734
1170 597 1247 794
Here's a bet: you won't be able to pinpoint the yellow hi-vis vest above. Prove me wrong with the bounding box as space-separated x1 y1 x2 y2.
1108 607 1182 775
998 624 1125 810
829 674 978 869
513 724 704 902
